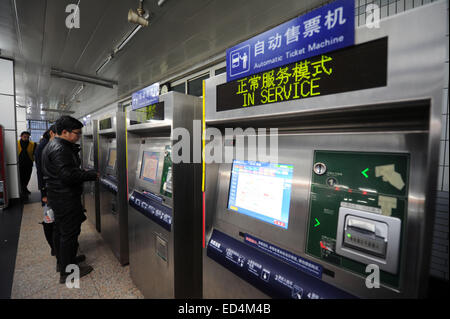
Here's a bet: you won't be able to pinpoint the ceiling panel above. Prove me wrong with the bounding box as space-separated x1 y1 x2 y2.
41 0 74 68
0 0 18 55
15 0 46 64
56 0 112 71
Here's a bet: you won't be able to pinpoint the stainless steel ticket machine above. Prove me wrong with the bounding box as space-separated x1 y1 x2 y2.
98 112 129 265
202 2 446 299
126 92 202 298
81 119 100 232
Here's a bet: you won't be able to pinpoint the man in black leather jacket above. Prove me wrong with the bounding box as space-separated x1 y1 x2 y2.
42 116 98 284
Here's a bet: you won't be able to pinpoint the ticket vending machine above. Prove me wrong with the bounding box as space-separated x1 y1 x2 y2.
81 119 100 232
98 112 129 265
127 92 202 298
203 3 446 299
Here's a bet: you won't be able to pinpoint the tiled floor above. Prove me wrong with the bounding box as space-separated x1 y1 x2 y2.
11 200 144 299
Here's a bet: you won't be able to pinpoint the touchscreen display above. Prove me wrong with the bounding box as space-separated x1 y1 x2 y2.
228 160 293 229
140 151 160 184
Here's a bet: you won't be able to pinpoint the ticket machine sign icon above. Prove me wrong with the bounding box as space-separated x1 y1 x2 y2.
229 45 250 78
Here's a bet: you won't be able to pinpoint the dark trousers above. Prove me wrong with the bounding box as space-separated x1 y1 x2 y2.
53 220 80 273
19 163 33 193
49 196 85 275
42 222 55 256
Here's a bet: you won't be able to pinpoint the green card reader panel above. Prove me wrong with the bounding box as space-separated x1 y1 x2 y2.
306 151 409 287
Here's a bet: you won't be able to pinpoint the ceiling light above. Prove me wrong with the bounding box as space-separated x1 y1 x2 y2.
96 7 148 75
70 84 85 102
116 25 142 52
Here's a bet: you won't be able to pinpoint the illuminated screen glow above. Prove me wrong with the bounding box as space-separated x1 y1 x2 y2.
107 148 116 169
228 160 293 229
140 151 160 184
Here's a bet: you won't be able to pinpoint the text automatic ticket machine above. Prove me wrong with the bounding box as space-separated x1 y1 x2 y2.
203 3 446 299
81 119 100 232
98 112 129 265
127 92 202 298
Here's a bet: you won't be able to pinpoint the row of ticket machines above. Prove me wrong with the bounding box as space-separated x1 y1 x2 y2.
80 4 445 299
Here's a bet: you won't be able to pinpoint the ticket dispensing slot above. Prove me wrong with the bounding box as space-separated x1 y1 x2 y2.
343 215 387 258
336 204 401 274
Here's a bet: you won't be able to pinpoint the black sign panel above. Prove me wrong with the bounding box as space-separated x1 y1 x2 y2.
99 117 112 130
217 37 388 112
130 101 165 125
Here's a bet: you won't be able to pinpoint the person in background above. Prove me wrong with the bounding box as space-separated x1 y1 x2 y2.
17 131 36 197
35 125 57 256
42 116 99 284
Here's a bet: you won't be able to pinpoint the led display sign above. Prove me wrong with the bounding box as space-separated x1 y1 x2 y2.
217 37 387 112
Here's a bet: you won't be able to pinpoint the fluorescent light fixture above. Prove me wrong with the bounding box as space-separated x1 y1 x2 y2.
96 55 113 74
96 19 146 74
117 25 142 51
70 84 85 102
75 84 84 95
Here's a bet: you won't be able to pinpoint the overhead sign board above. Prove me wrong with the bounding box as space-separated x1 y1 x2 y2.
132 82 160 110
226 0 354 82
217 37 388 112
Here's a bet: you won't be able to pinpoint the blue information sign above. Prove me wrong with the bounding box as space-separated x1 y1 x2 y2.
129 190 172 231
207 229 355 299
244 233 322 279
132 82 160 110
226 0 354 82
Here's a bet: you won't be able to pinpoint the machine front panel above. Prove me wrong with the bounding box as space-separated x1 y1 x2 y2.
128 135 175 298
99 137 122 261
205 130 427 298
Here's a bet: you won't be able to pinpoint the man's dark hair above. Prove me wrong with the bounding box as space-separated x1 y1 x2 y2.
42 124 57 140
20 131 31 137
42 129 51 140
55 116 83 135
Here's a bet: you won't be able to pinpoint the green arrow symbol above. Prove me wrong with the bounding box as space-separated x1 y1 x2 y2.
361 168 369 178
314 218 320 227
